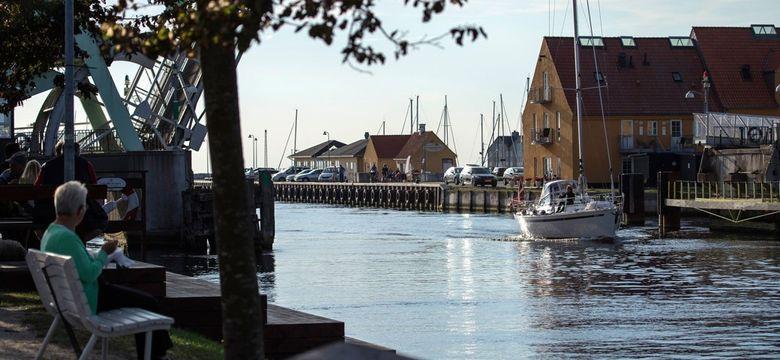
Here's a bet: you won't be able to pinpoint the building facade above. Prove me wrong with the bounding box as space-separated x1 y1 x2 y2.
522 36 711 184
486 131 523 168
289 140 345 168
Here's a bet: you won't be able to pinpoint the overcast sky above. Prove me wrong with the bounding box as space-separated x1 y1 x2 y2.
13 0 779 172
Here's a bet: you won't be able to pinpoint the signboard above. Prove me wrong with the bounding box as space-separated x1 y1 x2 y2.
97 177 127 191
423 142 445 152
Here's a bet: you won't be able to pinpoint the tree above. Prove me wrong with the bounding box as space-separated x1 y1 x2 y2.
2 1 484 358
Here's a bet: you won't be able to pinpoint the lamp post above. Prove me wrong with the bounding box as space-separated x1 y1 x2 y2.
685 71 712 142
247 134 257 169
322 131 330 141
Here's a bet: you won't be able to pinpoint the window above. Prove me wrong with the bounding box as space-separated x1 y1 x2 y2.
556 112 561 141
662 125 667 136
740 64 752 81
622 158 633 175
671 120 682 138
751 24 777 36
579 36 604 47
543 113 550 129
639 122 644 136
557 157 561 177
594 71 605 83
620 36 636 47
669 37 694 47
532 113 538 135
543 71 550 91
649 121 658 136
672 72 683 82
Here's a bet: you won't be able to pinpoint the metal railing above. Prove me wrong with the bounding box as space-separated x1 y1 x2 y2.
528 87 552 104
694 112 780 147
532 128 553 145
670 180 780 202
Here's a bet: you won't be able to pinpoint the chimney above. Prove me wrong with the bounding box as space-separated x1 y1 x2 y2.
418 123 426 133
364 131 370 139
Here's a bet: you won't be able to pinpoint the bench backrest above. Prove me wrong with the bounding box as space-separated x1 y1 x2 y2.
25 249 93 329
25 250 58 316
0 185 107 202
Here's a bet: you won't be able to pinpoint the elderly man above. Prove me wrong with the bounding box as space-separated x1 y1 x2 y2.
41 181 172 359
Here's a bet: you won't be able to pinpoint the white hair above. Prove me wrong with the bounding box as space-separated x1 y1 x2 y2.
54 181 88 216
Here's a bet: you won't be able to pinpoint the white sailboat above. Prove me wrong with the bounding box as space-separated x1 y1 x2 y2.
514 0 622 239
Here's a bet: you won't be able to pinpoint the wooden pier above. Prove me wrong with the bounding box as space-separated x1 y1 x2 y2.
273 182 518 213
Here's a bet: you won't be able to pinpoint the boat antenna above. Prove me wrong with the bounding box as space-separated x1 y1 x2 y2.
572 0 587 196
480 114 485 166
585 0 615 199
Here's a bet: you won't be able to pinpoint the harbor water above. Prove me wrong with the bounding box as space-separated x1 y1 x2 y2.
154 203 780 359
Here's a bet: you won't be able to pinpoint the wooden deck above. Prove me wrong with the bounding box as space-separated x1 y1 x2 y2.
2 259 391 358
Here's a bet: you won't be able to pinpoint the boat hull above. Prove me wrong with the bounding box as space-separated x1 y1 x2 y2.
514 208 619 239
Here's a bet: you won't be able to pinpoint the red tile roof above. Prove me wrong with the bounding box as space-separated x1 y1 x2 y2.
369 134 411 158
545 36 717 116
692 26 780 111
395 131 454 159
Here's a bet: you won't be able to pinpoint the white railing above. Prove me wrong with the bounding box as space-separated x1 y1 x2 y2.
694 112 780 147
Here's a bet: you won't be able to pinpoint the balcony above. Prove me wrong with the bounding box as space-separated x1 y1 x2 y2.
529 87 552 104
532 128 553 145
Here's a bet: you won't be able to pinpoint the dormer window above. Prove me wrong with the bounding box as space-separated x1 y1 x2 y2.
672 72 683 82
751 24 777 36
579 37 604 47
669 37 694 47
620 36 636 47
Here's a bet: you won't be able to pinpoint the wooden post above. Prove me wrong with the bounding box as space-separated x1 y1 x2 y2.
657 171 680 236
256 173 275 251
621 173 645 226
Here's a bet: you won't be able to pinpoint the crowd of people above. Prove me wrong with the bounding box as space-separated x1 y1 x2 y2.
0 140 172 359
369 163 415 183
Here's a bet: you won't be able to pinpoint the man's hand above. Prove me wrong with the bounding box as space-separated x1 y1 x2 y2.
101 239 119 254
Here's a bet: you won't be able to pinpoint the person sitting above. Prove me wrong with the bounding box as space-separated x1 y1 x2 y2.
40 181 172 360
0 142 20 174
0 152 27 185
19 160 41 185
34 140 106 242
557 185 576 210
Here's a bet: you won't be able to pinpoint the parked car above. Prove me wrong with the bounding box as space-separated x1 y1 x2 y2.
294 168 323 182
287 169 311 182
492 167 508 177
318 167 339 182
246 167 277 180
443 166 463 185
460 165 498 187
502 167 524 185
272 166 309 181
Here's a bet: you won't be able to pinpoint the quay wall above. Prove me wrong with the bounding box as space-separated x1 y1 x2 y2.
274 182 517 213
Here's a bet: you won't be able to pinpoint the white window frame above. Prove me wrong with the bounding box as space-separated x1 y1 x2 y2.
556 112 561 141
649 121 658 136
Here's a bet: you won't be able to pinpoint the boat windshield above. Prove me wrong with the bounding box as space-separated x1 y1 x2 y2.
539 180 580 205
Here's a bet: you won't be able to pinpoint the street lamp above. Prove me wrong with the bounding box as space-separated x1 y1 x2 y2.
685 71 712 142
322 131 330 141
247 134 258 169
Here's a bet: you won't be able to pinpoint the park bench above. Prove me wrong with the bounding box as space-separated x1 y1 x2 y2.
26 249 173 360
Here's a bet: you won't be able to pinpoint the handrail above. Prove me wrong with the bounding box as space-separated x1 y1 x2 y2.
669 180 780 202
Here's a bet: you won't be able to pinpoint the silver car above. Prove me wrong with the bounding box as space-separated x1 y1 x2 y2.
273 166 309 181
294 169 323 182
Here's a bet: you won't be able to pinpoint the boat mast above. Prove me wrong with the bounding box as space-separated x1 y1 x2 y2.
292 109 298 167
416 95 420 132
409 98 414 134
480 114 485 166
572 0 586 193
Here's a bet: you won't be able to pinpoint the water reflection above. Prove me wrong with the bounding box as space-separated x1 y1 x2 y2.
151 204 780 359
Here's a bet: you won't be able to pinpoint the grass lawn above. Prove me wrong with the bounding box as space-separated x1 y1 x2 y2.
0 292 223 360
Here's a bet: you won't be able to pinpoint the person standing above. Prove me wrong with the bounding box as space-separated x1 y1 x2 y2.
381 164 389 182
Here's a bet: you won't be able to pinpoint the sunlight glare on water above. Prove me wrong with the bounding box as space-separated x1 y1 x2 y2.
168 203 780 359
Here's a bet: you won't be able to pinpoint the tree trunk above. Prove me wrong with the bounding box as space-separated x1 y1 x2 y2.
200 42 263 359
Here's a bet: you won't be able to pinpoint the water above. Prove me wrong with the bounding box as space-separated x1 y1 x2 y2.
153 203 780 359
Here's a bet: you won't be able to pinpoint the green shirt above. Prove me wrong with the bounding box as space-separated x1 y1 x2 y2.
40 223 107 314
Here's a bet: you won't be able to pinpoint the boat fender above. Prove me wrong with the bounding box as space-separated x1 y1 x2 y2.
540 210 546 215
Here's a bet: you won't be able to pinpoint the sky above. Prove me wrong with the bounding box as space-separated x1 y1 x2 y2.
12 0 780 172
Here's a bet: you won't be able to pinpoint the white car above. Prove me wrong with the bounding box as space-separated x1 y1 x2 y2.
318 167 339 182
